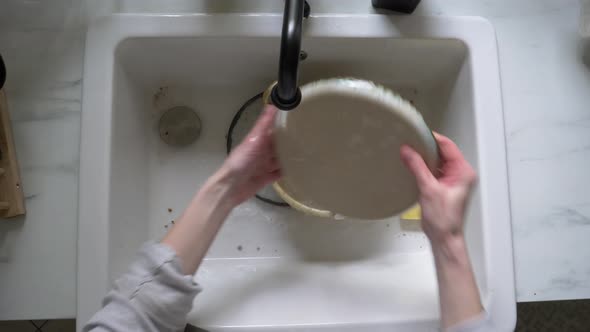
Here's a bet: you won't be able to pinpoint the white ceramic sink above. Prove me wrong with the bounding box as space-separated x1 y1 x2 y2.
78 14 515 331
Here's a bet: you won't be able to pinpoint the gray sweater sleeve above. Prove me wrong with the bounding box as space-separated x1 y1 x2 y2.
84 243 202 332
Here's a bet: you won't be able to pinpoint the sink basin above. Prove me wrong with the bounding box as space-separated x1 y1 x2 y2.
78 14 515 331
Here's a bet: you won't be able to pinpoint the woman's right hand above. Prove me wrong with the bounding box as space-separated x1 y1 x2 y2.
400 133 477 246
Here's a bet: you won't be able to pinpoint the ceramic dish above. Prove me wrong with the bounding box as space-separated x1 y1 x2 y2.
272 78 438 220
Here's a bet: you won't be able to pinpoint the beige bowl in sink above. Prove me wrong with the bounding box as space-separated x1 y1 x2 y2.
268 78 439 220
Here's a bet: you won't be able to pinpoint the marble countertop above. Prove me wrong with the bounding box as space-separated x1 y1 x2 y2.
0 0 589 320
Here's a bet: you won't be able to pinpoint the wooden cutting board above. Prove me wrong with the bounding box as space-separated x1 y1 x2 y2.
0 89 25 218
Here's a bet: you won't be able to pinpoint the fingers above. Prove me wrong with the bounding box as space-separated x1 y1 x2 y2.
267 156 281 173
433 132 463 164
433 132 477 185
250 105 278 137
254 170 282 188
400 145 436 190
267 169 282 182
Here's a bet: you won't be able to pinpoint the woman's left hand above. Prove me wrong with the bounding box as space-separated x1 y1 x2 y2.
220 105 282 205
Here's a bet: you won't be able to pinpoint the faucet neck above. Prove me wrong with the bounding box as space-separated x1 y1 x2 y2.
271 0 306 111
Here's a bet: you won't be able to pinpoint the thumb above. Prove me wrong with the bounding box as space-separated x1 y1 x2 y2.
400 145 436 190
250 105 277 137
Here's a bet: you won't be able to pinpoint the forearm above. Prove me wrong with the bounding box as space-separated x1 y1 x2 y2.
162 166 237 275
431 234 483 329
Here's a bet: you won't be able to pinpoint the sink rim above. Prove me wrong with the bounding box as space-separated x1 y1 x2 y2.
78 13 515 331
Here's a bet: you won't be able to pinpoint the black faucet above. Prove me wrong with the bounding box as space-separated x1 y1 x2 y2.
270 0 421 111
270 0 309 111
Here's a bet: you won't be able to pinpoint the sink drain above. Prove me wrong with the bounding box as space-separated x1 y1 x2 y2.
159 106 201 147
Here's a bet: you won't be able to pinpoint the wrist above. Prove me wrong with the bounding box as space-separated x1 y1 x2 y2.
198 167 240 212
428 229 464 248
429 233 470 267
424 219 465 253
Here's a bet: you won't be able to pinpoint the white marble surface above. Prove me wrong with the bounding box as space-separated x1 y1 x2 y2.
0 0 86 319
0 0 588 320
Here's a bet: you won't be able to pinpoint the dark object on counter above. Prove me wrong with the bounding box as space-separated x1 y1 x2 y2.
0 54 6 90
372 0 422 13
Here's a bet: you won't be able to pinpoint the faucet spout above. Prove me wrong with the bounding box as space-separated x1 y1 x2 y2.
271 0 306 111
